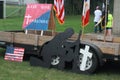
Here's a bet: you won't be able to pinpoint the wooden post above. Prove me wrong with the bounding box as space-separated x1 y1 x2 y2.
48 8 56 36
113 0 120 35
40 30 43 36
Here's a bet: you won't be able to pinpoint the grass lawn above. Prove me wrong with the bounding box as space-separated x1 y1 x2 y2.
55 15 94 33
0 15 94 33
0 54 120 80
3 4 94 33
2 3 95 32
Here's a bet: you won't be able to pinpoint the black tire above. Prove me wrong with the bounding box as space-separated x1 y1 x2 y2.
72 45 98 74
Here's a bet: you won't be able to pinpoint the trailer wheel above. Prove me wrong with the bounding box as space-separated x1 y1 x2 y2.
51 55 60 66
73 45 98 74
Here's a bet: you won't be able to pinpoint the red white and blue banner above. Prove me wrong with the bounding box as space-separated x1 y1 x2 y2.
54 0 65 24
4 46 25 62
82 0 90 27
23 4 52 30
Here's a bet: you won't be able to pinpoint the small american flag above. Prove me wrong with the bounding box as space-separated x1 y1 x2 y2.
4 46 25 62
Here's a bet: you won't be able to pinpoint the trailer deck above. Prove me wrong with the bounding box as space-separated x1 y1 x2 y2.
0 30 120 58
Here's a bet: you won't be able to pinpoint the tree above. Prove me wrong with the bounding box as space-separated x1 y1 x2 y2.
36 0 113 15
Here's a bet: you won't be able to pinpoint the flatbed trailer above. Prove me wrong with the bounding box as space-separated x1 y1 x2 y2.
0 29 120 74
0 0 120 74
83 34 120 60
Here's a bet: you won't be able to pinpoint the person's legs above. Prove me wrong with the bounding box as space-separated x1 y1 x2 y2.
105 28 112 36
107 29 112 36
105 29 108 36
94 22 97 33
98 24 102 33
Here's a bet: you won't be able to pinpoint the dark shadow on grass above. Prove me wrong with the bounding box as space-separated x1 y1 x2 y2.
97 60 120 74
0 48 5 58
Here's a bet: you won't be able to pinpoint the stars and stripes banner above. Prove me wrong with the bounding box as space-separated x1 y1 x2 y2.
4 46 25 62
54 0 65 24
81 0 90 27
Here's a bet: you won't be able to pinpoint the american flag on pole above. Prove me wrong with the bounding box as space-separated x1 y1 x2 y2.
4 46 25 62
54 0 65 24
82 0 90 27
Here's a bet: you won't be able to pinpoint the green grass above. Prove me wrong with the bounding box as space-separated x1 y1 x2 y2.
0 55 120 80
55 15 94 33
2 4 95 33
0 17 24 31
0 15 94 33
4 5 94 33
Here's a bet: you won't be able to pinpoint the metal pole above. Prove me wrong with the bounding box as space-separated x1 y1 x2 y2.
3 0 6 19
104 0 108 41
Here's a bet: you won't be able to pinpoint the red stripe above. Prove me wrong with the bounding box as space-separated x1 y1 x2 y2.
54 0 64 24
58 5 64 18
82 9 90 26
82 0 90 27
4 47 24 62
4 55 23 62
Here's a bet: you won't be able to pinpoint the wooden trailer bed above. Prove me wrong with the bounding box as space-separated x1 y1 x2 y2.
83 33 120 56
0 31 54 46
0 30 120 56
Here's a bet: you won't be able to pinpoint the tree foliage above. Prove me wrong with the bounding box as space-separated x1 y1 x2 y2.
37 0 113 15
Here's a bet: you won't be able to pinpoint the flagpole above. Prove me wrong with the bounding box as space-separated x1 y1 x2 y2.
81 13 85 40
81 0 90 40
81 0 85 40
81 26 84 40
104 0 108 42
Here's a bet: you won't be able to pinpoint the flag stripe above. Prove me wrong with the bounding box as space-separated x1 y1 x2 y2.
4 46 24 62
54 0 65 24
4 55 23 62
82 0 90 27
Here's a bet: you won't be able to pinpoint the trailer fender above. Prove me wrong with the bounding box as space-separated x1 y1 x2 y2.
80 41 104 66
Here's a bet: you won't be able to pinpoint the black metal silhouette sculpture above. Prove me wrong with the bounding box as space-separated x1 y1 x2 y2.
30 27 84 73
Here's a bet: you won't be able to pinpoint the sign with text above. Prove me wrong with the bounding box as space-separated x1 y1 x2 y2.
22 4 52 30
